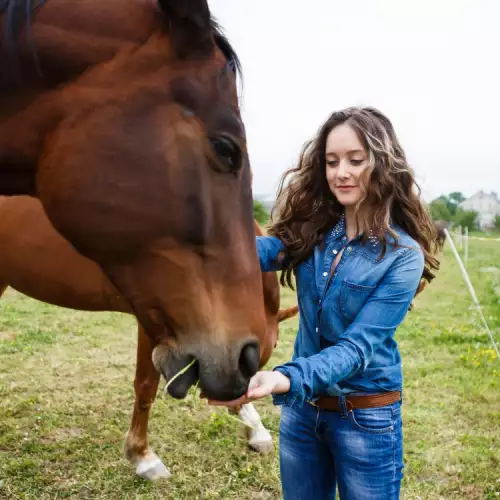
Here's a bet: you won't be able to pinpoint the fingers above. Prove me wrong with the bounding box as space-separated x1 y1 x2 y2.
201 371 278 407
247 383 273 400
247 376 262 390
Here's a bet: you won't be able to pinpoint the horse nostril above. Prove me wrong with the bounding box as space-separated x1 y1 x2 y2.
239 342 260 379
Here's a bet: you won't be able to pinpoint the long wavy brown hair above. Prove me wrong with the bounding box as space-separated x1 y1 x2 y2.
269 106 439 293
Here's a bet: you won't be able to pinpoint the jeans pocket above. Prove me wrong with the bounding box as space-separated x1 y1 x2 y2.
347 405 396 434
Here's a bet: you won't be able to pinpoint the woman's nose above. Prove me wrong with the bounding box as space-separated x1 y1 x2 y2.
337 160 349 179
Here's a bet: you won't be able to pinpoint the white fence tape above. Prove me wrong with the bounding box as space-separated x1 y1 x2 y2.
444 228 500 359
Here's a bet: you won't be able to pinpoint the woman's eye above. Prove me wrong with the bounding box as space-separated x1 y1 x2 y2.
350 159 364 166
327 160 338 167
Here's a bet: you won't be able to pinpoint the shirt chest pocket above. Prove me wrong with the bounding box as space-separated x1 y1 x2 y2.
296 260 318 302
338 280 376 322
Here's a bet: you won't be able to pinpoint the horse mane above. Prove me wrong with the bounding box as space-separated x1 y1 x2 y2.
0 0 241 78
210 17 241 78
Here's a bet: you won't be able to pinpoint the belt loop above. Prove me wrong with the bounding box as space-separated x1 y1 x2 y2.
339 395 354 416
338 395 348 417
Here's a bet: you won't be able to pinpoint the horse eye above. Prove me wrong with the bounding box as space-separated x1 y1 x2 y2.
209 136 242 174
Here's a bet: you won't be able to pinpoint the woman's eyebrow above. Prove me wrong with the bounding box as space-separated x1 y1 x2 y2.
326 149 365 156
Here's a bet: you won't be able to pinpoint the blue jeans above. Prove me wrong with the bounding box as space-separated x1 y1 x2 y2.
279 398 404 500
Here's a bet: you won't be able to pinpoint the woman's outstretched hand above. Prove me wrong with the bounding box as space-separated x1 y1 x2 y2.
206 370 291 407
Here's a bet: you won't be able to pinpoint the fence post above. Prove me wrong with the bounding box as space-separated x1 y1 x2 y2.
464 226 469 268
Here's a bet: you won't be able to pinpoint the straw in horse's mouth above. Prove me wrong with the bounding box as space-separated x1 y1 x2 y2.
163 357 199 399
164 358 197 391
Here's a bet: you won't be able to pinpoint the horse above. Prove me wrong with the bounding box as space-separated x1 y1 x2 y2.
1 0 271 403
434 220 449 251
0 194 298 479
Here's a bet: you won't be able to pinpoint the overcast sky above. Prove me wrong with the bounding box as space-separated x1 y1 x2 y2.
208 0 499 202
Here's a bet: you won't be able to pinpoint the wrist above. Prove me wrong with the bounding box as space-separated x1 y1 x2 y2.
272 371 291 394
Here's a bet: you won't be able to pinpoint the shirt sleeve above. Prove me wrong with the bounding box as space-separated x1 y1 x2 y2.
272 246 425 407
256 235 287 272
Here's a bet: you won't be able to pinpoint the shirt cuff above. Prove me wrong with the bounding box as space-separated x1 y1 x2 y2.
271 365 305 408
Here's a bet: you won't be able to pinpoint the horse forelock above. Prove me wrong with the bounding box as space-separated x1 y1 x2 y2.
210 17 241 79
0 0 45 65
0 0 242 82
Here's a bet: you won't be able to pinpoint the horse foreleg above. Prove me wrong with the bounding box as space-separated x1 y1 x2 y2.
124 324 171 480
228 403 274 454
0 283 8 297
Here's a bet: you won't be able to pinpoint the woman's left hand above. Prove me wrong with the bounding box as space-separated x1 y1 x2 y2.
206 370 291 407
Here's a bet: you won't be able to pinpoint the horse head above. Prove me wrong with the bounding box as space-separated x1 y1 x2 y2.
0 0 268 401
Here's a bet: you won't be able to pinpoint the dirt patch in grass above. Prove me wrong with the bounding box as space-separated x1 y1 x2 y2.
40 427 83 444
0 330 17 341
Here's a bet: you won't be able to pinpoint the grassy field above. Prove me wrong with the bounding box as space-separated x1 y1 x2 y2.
1 239 499 499
467 231 500 241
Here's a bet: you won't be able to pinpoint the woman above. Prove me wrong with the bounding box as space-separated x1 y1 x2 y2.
211 106 439 499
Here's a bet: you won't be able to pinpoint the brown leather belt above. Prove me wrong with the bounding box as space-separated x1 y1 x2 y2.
308 391 401 412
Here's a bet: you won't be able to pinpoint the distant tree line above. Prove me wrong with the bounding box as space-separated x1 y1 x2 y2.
253 200 270 224
256 193 500 232
428 192 480 230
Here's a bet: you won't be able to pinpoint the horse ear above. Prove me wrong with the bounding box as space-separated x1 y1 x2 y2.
158 0 213 59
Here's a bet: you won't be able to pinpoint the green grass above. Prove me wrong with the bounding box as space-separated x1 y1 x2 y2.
1 240 499 499
468 231 500 240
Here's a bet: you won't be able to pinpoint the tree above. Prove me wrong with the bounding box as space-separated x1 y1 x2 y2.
429 198 452 221
253 200 270 224
453 208 478 230
447 192 466 216
494 215 500 233
428 192 466 221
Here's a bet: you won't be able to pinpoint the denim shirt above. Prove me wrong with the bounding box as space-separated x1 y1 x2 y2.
256 216 424 408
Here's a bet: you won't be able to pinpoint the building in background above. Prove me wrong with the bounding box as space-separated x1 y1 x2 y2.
459 191 500 230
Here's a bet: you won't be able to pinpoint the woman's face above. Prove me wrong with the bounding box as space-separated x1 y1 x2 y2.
325 123 370 207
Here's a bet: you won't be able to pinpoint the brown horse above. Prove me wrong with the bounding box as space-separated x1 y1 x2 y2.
0 195 298 479
434 220 449 251
1 0 271 402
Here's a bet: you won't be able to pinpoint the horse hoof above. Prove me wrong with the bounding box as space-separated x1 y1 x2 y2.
249 438 274 454
136 454 172 481
248 427 274 454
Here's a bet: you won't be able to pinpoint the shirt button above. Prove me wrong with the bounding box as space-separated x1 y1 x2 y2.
322 271 328 277
332 249 338 255
315 327 319 332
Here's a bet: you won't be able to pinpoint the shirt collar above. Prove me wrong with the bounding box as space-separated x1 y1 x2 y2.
325 214 346 244
324 213 395 251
